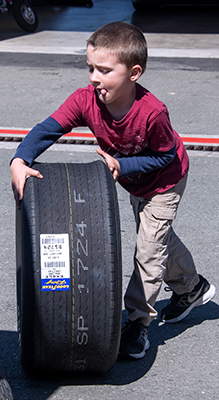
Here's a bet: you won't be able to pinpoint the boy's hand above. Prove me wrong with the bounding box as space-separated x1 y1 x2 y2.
10 158 43 207
96 148 121 181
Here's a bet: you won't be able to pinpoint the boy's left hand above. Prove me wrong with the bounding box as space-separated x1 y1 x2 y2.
96 148 121 181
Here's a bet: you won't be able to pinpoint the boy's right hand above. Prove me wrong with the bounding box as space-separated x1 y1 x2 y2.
10 158 43 207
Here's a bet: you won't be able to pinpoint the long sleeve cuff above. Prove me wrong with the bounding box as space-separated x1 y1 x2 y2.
118 146 176 178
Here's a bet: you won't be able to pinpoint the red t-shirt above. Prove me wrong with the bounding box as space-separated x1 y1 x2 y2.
51 83 189 198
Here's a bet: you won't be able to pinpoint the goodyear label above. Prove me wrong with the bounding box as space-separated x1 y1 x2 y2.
41 278 70 291
40 234 70 291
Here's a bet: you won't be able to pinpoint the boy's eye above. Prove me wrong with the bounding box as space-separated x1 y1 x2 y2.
99 68 110 75
87 65 111 75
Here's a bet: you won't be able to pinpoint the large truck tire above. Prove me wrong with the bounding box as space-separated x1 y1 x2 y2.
16 161 122 375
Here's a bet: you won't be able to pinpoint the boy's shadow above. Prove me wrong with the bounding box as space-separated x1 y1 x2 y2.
103 299 219 385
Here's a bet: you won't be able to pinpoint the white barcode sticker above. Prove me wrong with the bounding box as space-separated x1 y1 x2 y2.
40 234 70 291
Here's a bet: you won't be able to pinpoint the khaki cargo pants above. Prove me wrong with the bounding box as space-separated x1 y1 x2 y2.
124 174 200 327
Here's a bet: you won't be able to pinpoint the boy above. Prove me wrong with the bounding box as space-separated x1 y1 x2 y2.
10 22 215 360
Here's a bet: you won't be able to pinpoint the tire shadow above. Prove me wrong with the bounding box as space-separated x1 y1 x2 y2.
1 299 218 398
0 330 60 400
106 299 219 385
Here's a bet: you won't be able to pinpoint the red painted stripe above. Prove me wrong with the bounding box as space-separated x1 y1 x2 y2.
0 128 30 135
181 137 219 144
1 129 219 146
0 128 96 139
63 131 95 139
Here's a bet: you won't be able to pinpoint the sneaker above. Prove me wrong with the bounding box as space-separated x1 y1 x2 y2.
0 369 14 400
119 319 150 359
161 274 216 323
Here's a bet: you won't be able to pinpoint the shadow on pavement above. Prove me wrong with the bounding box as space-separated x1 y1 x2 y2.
1 298 218 398
0 1 219 42
132 5 219 34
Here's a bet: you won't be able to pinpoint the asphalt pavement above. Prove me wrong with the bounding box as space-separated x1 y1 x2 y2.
0 1 219 399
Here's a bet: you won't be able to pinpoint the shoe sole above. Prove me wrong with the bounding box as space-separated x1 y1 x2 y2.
127 339 150 360
162 284 216 324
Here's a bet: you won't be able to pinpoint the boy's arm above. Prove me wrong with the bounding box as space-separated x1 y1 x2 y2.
118 146 176 178
96 149 121 181
10 117 66 206
97 146 176 181
11 117 66 166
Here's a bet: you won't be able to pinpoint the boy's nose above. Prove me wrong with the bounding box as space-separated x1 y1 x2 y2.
90 70 100 84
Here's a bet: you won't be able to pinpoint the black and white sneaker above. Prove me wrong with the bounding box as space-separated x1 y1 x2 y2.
119 319 150 359
0 369 14 400
161 274 216 323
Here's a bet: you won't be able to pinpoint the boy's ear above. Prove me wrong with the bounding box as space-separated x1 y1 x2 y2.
130 65 142 82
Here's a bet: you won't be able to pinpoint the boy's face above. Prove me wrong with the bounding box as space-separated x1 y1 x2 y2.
86 44 134 108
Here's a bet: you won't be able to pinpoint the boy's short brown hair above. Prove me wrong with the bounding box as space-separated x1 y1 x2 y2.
87 21 147 74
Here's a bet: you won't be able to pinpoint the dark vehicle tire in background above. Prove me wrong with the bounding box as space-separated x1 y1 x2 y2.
16 161 122 375
12 0 38 32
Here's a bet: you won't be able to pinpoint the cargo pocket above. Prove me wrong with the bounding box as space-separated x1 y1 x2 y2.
151 205 177 222
147 204 177 243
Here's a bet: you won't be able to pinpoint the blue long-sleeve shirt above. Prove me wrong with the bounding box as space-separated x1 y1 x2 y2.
12 116 176 176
